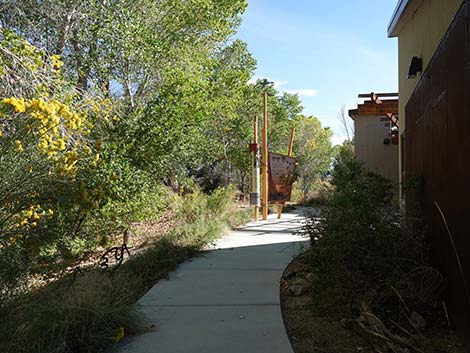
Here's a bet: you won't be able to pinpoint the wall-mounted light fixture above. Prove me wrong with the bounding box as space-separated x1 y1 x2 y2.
407 56 423 79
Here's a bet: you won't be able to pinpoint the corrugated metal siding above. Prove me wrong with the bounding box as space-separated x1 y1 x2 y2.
404 1 470 341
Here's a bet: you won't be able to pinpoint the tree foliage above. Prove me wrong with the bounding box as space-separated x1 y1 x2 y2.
0 0 338 299
293 115 335 198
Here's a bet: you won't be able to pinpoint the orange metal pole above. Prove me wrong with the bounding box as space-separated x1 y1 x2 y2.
262 92 268 220
288 128 295 157
254 115 259 221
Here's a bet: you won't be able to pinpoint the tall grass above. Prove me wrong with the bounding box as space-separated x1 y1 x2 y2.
3 272 146 353
0 186 250 353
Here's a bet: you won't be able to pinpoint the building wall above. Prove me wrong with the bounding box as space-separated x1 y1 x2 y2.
402 1 470 343
354 115 399 183
396 0 463 191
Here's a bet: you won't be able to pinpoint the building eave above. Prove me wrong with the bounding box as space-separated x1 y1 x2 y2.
388 0 423 37
348 109 358 120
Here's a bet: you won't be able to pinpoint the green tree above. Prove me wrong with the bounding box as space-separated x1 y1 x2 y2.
293 115 335 198
1 0 247 108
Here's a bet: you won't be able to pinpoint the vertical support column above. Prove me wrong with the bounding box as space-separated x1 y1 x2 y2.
288 128 295 157
262 92 269 220
250 115 260 221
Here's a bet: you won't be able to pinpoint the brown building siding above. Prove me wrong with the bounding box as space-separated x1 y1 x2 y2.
404 1 470 341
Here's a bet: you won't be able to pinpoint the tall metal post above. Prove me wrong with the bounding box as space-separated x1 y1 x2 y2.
262 92 269 220
288 128 295 157
249 115 260 221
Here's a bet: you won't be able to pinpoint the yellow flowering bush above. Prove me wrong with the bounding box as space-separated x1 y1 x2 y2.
0 30 163 313
50 54 64 72
0 32 109 288
1 96 92 172
16 205 54 230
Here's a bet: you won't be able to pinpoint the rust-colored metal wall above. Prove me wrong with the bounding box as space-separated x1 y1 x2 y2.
404 1 470 341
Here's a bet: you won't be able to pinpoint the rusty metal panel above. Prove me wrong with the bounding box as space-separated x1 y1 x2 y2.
422 105 433 215
430 89 448 201
447 4 467 146
430 40 448 203
404 0 470 340
466 2 470 139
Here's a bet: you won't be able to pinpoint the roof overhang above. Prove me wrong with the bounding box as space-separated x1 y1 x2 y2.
388 0 424 37
348 109 358 120
349 99 399 121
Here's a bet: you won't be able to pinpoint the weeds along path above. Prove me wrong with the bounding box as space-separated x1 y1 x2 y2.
113 209 308 353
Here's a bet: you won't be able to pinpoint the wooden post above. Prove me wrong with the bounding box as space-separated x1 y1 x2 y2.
288 128 295 157
277 128 296 219
254 115 259 221
262 92 268 220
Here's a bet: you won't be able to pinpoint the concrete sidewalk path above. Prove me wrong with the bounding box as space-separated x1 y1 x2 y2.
114 209 308 353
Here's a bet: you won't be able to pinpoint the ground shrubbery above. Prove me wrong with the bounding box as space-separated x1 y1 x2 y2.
303 148 461 352
0 186 250 353
306 148 423 314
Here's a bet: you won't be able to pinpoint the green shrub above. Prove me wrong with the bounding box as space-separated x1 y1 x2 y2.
171 185 249 246
305 151 425 316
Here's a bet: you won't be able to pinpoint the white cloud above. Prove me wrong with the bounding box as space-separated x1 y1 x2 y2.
273 80 288 89
247 77 318 98
248 77 289 89
285 89 318 97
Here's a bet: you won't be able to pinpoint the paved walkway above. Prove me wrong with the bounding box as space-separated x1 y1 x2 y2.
115 209 308 353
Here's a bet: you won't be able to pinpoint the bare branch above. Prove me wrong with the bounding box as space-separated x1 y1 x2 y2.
337 104 354 143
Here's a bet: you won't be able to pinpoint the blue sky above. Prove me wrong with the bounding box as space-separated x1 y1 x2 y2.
236 0 399 144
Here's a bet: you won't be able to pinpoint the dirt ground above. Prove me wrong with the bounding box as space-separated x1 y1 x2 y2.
280 254 467 353
280 255 371 353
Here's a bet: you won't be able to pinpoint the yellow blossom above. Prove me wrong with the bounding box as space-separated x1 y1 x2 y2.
52 139 66 151
16 204 45 229
14 140 24 153
92 153 100 167
114 327 125 342
38 139 48 151
50 54 64 71
2 97 26 113
2 95 94 172
63 150 79 172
